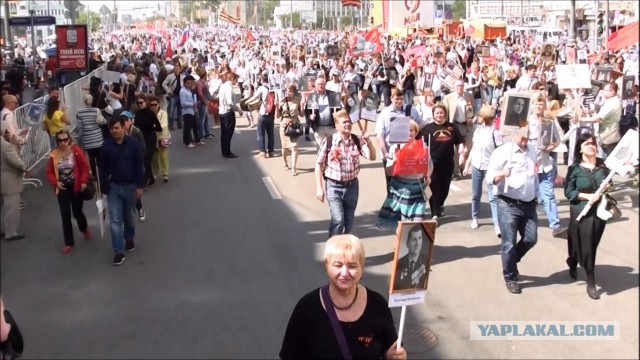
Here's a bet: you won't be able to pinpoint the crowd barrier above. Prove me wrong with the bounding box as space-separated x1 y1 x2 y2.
15 67 105 171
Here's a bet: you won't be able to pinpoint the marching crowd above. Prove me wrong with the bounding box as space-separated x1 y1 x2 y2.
1 22 640 358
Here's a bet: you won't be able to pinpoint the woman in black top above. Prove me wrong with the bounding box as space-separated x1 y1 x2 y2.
416 103 466 221
400 66 416 107
501 68 519 93
280 235 406 360
134 94 162 186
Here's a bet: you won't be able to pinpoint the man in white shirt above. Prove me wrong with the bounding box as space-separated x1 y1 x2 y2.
514 64 538 91
246 74 277 157
0 95 25 146
326 69 344 94
218 72 242 158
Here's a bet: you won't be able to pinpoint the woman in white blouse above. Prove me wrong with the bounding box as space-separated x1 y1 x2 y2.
462 105 503 236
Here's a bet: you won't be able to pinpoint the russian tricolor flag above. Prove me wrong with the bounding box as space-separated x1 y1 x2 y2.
179 27 192 47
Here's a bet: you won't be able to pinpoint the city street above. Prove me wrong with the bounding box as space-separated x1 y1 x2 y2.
1 115 638 359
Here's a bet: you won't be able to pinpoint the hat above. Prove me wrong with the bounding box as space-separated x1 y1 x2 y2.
120 111 133 119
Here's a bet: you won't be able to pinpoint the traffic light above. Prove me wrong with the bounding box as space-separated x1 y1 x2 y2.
597 12 604 36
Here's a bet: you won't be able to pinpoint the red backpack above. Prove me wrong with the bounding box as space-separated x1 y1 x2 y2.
262 86 276 115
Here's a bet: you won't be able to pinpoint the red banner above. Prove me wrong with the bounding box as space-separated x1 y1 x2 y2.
55 25 88 71
350 28 383 56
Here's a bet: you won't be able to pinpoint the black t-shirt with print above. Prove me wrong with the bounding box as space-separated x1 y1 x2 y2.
417 121 465 165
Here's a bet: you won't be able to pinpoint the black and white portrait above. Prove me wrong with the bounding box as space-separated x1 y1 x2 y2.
326 45 339 60
271 45 281 59
306 93 319 110
328 91 342 108
476 45 491 57
590 80 603 99
423 72 434 90
596 66 612 82
536 118 557 150
622 75 635 100
360 91 379 122
540 43 556 62
504 94 531 128
445 59 464 79
391 222 434 293
347 96 360 123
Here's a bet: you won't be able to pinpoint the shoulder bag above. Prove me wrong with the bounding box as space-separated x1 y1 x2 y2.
596 194 621 221
283 101 303 138
599 123 621 146
320 286 353 360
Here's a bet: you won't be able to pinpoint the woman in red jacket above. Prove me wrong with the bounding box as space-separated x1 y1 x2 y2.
45 129 91 254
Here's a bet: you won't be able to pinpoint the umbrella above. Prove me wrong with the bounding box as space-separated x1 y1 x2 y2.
606 21 639 51
42 46 57 57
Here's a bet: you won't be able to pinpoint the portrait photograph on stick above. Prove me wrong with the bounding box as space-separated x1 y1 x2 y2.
536 118 558 150
621 76 635 100
476 45 491 57
346 96 361 124
360 90 380 122
389 221 436 294
423 72 434 90
500 93 532 136
444 59 464 79
540 43 556 62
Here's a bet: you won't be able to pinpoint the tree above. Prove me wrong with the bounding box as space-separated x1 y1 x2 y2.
291 11 301 29
452 0 466 20
77 10 101 32
339 15 351 29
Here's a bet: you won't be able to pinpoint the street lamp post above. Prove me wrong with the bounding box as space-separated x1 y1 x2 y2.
568 0 577 46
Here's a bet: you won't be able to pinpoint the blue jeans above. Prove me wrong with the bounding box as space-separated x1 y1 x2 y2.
403 89 415 106
537 162 560 230
107 183 137 254
257 114 275 153
326 179 359 237
471 167 498 224
197 103 211 137
168 95 182 127
497 197 538 282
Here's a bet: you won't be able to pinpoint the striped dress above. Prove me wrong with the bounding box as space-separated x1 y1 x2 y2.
76 107 104 150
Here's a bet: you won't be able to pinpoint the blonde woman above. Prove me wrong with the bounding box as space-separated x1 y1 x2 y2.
150 95 170 183
277 84 302 175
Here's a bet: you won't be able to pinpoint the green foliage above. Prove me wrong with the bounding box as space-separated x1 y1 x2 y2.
339 15 351 29
76 10 101 32
291 11 301 29
452 0 466 20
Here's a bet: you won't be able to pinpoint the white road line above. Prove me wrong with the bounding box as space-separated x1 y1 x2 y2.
450 183 462 192
262 177 282 200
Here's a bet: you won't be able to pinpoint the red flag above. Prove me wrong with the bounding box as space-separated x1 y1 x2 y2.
150 35 156 53
246 30 255 42
165 40 173 59
350 27 383 56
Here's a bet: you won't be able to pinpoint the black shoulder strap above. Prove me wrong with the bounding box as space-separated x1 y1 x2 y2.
324 134 333 170
351 133 362 154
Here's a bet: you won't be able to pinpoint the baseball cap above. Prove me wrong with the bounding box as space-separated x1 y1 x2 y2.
120 111 133 119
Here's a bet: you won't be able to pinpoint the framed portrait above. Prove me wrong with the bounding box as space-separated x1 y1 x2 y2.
386 69 398 85
25 103 46 127
621 75 635 100
540 43 556 62
326 45 340 60
476 45 491 57
444 59 464 79
433 42 445 58
536 118 558 150
328 91 342 108
604 129 639 176
306 93 319 110
437 71 457 91
360 90 380 122
389 116 411 144
270 45 281 60
389 221 436 294
268 74 281 91
346 96 361 124
290 49 299 63
595 66 613 82
590 79 604 98
305 46 312 57
500 92 533 136
423 72 434 90
298 76 316 94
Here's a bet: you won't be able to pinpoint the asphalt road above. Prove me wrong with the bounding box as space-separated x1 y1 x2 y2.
1 115 638 359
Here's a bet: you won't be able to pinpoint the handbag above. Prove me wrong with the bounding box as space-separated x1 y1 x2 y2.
0 310 24 360
95 108 106 125
104 104 114 115
81 180 96 201
596 194 621 221
600 124 621 145
320 286 353 360
284 122 303 138
159 138 172 148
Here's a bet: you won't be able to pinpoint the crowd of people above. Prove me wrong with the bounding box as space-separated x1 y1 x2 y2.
1 21 639 357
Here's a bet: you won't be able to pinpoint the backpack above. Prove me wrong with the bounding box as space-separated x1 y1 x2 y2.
322 133 362 171
263 87 275 115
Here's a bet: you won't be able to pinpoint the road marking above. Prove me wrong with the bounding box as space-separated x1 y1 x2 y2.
262 177 282 199
234 128 241 134
450 183 462 192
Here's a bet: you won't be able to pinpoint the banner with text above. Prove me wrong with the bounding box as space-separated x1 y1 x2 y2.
56 25 88 71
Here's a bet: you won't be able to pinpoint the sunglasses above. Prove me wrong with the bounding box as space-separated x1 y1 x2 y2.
57 137 69 143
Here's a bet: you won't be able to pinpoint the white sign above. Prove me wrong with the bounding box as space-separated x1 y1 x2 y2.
300 10 316 24
604 129 639 176
389 290 426 308
556 64 591 89
390 0 435 29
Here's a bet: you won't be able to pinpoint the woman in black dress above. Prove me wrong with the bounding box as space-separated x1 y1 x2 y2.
280 235 406 360
564 133 611 300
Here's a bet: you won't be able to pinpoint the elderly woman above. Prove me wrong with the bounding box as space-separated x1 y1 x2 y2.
564 133 611 300
280 235 407 360
463 105 503 235
277 84 302 176
378 120 431 230
45 129 91 254
76 93 105 177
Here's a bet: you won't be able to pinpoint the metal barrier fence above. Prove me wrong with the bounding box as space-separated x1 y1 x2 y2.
15 67 104 171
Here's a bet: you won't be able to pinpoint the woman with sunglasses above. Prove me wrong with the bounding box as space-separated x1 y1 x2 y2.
45 130 91 254
133 94 162 186
149 95 171 183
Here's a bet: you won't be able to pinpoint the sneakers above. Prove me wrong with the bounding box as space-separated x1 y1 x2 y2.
138 209 146 221
470 218 479 229
186 143 196 148
125 239 135 252
255 152 266 158
63 245 75 254
163 175 169 183
113 253 125 266
82 228 92 240
197 140 206 145
204 134 215 139
552 226 567 238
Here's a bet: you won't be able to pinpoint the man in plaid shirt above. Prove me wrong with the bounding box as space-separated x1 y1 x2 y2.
315 110 376 237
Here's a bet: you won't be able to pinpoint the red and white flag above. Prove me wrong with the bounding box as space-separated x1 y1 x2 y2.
350 27 383 56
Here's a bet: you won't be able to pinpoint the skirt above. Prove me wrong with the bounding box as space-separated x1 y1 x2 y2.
567 205 606 272
377 177 428 230
279 117 300 151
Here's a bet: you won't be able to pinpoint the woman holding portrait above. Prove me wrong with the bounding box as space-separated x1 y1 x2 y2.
564 133 611 300
378 120 431 230
280 234 407 360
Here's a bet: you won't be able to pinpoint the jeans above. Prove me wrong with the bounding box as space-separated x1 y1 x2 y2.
471 167 498 224
219 111 236 156
107 183 136 254
537 164 560 230
168 95 182 128
257 114 275 153
403 89 415 106
182 113 199 145
381 86 392 107
197 103 211 137
326 179 359 237
473 97 482 115
497 197 538 282
57 186 88 247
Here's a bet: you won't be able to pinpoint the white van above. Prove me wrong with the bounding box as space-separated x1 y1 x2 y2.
535 28 564 44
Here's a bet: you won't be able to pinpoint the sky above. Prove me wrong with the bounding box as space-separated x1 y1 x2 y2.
81 0 166 17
